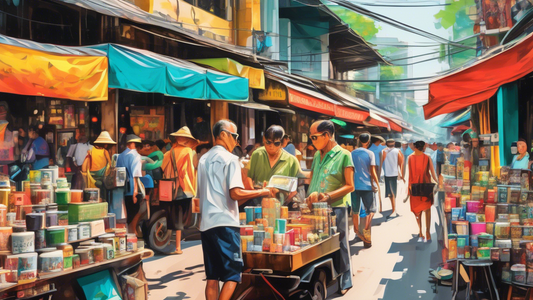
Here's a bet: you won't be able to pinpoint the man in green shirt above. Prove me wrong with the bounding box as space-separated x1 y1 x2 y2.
305 120 355 295
242 125 303 208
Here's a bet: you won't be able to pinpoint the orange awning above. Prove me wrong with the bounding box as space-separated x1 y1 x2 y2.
334 105 369 124
424 32 533 119
0 38 108 101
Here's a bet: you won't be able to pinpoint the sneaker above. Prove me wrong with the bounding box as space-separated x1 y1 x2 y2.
417 237 424 243
363 241 372 248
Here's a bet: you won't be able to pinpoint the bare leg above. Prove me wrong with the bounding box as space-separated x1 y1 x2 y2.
425 208 432 240
379 196 383 213
365 213 374 231
206 280 220 300
175 230 183 254
390 194 396 214
415 212 423 238
219 281 238 300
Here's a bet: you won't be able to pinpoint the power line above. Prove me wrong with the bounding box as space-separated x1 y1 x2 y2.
342 1 450 7
325 0 474 49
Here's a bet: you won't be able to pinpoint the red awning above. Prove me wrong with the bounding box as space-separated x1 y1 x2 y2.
387 119 403 132
424 32 533 119
287 88 336 116
334 105 370 124
451 124 470 133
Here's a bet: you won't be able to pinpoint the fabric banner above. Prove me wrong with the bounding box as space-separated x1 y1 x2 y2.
425 32 533 119
334 105 369 124
190 58 265 89
0 43 108 101
288 88 336 116
92 44 249 101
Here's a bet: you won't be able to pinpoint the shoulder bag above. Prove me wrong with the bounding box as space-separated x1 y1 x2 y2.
410 155 435 198
159 150 184 201
105 154 126 189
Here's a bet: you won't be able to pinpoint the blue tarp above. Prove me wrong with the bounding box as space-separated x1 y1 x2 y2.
439 108 471 128
91 44 249 101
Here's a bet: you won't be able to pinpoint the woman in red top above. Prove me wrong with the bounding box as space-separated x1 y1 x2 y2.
408 141 438 243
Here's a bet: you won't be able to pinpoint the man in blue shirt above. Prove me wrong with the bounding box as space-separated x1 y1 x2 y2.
116 134 143 233
351 133 380 248
282 134 296 156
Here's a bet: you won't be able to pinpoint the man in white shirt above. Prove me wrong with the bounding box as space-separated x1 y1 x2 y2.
198 120 275 300
381 139 404 218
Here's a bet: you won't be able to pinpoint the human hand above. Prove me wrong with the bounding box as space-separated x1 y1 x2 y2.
306 192 319 207
372 185 378 193
317 193 331 203
133 193 138 204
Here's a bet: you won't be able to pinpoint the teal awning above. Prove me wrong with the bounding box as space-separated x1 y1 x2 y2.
90 44 249 101
439 108 471 128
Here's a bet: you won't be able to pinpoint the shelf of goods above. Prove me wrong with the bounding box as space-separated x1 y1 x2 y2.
243 233 340 272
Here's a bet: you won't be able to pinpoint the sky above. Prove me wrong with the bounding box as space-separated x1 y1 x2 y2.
326 0 457 104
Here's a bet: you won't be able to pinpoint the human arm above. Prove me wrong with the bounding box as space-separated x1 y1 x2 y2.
81 155 89 172
398 151 405 182
132 156 143 203
428 157 438 183
230 188 276 206
317 167 355 206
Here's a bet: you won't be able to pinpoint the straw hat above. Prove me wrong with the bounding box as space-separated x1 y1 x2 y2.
126 134 142 144
94 131 116 144
170 126 196 140
375 136 386 143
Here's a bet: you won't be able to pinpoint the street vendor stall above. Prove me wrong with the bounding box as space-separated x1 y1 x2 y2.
230 176 344 300
0 167 153 299
435 132 533 299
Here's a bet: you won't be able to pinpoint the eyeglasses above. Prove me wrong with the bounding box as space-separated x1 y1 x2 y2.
265 140 282 147
310 132 327 141
222 129 239 141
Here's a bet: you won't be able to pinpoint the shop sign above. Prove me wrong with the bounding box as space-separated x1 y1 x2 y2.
258 81 287 101
334 105 368 123
288 89 335 116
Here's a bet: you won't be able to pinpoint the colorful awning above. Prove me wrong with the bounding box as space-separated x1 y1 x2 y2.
325 86 394 130
439 108 471 128
190 58 265 89
283 81 340 116
424 32 533 119
0 34 108 101
90 44 249 101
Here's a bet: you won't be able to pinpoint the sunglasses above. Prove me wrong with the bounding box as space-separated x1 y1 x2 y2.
265 140 282 147
310 132 327 141
222 129 239 141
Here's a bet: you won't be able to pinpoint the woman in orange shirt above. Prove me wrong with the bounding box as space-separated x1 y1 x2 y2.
161 126 198 255
408 141 438 243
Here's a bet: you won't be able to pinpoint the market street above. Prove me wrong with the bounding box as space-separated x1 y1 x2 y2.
144 180 451 300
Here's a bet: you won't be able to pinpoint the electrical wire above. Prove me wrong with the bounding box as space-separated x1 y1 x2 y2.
341 1 450 7
323 0 474 49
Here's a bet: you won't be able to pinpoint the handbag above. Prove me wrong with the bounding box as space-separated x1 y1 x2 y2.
159 150 183 202
105 155 126 189
410 155 435 198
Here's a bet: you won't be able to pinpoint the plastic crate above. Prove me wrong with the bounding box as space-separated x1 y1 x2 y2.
68 202 108 224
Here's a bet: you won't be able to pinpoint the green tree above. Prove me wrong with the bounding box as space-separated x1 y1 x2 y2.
327 5 381 40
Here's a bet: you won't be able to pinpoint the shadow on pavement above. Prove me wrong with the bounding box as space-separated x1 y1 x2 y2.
380 232 452 300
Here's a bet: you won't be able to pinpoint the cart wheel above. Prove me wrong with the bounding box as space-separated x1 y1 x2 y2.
146 210 175 254
307 269 327 300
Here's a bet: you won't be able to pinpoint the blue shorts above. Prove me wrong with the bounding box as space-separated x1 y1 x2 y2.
201 226 243 282
351 190 375 215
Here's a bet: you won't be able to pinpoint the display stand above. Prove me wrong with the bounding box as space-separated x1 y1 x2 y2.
0 249 153 299
242 233 340 272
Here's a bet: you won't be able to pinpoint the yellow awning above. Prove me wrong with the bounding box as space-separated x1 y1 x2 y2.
0 41 108 101
190 58 265 89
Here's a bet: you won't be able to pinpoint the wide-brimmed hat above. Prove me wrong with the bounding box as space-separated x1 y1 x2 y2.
170 126 196 140
126 134 142 144
94 131 116 144
375 136 386 143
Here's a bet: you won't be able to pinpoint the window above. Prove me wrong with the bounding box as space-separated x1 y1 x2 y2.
190 0 229 20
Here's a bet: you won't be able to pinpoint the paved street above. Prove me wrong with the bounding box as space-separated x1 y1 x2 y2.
144 180 452 300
